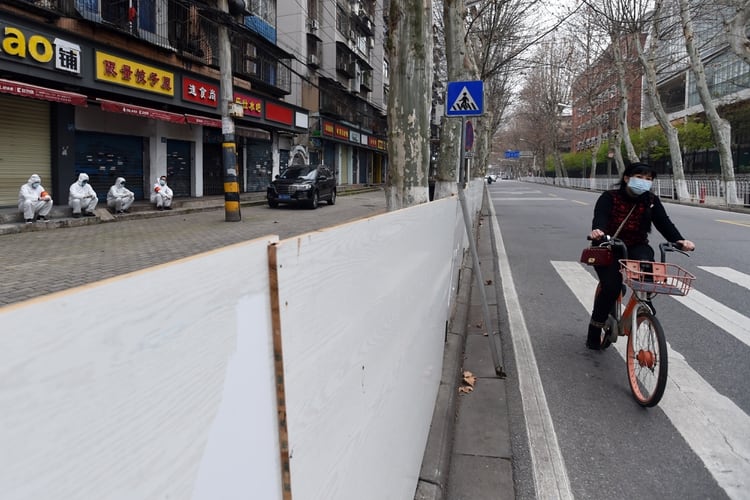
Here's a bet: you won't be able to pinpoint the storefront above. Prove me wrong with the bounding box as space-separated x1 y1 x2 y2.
312 117 387 186
0 94 52 206
0 11 309 205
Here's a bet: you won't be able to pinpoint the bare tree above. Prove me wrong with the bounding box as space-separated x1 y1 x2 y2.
634 0 691 200
678 0 740 205
433 0 479 200
723 0 750 65
567 4 611 188
385 0 434 210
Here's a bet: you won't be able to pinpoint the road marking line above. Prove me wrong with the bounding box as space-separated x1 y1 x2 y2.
699 266 750 290
571 200 588 206
716 219 750 228
489 207 573 500
493 197 566 201
552 261 750 499
672 290 750 348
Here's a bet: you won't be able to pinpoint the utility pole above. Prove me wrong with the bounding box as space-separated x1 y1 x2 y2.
218 0 241 221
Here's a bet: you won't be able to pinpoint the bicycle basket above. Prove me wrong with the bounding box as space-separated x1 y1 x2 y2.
619 259 696 296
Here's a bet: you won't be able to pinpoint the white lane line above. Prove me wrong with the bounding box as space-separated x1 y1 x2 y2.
488 205 573 500
493 197 566 201
699 266 750 290
672 290 750 348
552 261 750 499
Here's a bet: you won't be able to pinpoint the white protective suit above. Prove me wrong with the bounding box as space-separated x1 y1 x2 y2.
18 174 53 222
107 177 135 213
68 172 98 216
150 177 173 209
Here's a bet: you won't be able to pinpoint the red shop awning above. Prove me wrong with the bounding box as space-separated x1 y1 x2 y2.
97 98 185 124
185 114 222 128
0 78 88 106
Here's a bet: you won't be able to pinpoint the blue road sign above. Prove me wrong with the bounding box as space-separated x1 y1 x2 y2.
446 80 484 116
504 150 520 159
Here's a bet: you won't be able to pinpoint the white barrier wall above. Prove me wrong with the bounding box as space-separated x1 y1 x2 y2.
0 183 485 500
0 236 283 500
275 196 461 500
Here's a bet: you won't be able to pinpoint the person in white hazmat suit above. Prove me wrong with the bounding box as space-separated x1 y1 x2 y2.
18 174 53 224
68 172 98 217
150 175 173 210
107 177 135 214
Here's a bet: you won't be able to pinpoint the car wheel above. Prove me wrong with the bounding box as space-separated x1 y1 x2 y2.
308 191 319 209
268 199 279 208
328 189 336 205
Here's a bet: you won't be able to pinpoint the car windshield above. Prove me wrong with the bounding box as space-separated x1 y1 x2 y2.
280 166 316 180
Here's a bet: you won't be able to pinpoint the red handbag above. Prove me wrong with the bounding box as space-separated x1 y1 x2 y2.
580 247 613 266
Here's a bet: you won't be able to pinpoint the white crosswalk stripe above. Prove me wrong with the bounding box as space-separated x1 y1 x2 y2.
699 266 750 290
551 261 750 499
672 290 750 348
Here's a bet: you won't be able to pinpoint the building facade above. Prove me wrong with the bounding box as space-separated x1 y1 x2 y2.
0 0 389 207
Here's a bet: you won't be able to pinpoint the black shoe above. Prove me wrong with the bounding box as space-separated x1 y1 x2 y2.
36 215 49 221
25 219 34 224
586 326 602 350
84 211 96 217
157 206 164 211
164 206 172 210
72 213 82 218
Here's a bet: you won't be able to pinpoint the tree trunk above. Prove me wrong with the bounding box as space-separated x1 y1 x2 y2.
385 0 434 210
434 0 479 200
611 36 639 164
679 0 739 205
636 1 689 200
725 1 750 66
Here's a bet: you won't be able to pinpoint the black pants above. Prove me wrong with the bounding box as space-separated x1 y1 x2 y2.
590 243 654 324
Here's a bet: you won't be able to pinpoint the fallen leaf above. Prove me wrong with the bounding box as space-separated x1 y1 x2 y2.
485 279 493 285
462 370 476 387
458 385 474 394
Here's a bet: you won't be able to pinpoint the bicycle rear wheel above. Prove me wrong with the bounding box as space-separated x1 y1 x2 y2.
626 312 668 407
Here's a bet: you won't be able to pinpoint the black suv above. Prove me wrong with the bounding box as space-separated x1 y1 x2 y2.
267 164 337 209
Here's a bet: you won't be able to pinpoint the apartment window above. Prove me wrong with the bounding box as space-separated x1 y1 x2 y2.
250 0 276 25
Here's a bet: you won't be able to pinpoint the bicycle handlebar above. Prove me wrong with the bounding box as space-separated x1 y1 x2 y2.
586 237 692 263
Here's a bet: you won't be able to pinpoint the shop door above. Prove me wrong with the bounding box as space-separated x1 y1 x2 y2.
75 132 145 201
246 140 272 192
202 143 223 195
0 95 50 206
167 139 192 197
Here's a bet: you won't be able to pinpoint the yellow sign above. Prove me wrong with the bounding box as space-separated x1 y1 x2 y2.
95 51 174 96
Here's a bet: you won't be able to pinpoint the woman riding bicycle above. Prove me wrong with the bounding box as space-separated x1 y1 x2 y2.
586 163 695 350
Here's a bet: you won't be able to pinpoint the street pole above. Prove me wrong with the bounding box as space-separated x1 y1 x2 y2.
456 117 504 377
218 0 241 222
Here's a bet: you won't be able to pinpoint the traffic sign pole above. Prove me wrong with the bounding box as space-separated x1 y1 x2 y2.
445 80 503 377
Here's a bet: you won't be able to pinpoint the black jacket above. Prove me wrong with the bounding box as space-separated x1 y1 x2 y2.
592 187 683 247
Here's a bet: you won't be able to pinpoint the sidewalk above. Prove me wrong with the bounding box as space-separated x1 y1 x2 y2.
0 185 378 235
416 194 514 500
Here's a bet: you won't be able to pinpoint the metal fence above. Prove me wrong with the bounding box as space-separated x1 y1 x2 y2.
521 176 750 206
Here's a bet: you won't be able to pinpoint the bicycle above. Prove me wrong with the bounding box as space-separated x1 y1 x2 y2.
589 237 696 407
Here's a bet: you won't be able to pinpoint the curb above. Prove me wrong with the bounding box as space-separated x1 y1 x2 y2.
414 248 475 500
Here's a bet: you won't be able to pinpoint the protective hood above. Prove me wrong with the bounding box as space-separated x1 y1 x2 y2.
116 177 126 186
28 174 41 184
78 173 89 185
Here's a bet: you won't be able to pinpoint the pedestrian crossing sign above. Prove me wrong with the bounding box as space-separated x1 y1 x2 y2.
446 80 484 116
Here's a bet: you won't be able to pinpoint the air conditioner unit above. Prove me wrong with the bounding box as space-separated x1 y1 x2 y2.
369 38 375 49
365 19 372 31
310 19 319 31
349 30 356 41
308 54 319 66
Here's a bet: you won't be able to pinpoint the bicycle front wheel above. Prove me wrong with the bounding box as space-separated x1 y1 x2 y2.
626 312 668 407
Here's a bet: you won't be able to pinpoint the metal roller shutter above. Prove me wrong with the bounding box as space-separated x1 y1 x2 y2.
0 94 51 207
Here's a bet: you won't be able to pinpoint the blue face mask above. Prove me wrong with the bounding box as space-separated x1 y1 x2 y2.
31 182 40 188
628 177 652 195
